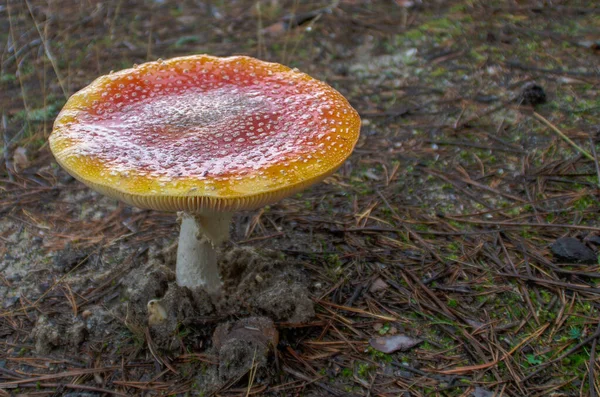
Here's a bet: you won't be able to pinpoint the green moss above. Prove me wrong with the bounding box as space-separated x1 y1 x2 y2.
368 346 393 363
0 73 17 84
568 326 583 340
356 362 372 378
431 67 448 77
340 367 353 378
539 289 553 303
573 195 597 211
403 29 424 42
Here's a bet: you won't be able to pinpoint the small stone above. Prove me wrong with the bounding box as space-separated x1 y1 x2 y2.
551 237 597 264
518 83 546 106
584 234 600 246
395 370 414 379
31 315 86 354
472 387 495 397
370 278 389 293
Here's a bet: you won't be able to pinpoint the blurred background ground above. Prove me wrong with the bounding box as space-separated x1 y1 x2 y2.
1 0 600 396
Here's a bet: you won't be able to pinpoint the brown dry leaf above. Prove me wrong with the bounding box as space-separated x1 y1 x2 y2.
369 334 422 353
262 21 287 36
370 278 389 293
12 147 29 172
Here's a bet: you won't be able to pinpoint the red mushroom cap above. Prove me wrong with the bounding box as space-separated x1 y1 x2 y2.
49 55 361 213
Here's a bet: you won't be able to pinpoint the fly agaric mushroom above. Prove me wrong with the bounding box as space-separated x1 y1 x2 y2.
49 55 360 291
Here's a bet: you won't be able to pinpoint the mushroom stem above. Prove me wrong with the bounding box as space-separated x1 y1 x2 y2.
176 212 233 290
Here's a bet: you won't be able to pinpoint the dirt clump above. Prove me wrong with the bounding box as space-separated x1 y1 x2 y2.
218 246 315 322
142 246 313 351
147 283 216 351
214 317 278 380
122 264 173 315
32 315 87 354
82 306 114 339
193 316 278 391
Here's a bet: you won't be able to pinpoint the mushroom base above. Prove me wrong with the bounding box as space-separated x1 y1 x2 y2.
176 212 233 291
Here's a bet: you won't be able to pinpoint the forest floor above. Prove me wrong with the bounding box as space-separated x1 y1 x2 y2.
1 0 600 396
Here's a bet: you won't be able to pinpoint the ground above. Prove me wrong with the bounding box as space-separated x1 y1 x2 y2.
1 0 600 396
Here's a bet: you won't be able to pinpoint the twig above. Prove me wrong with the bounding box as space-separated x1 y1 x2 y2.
1 113 14 182
505 60 600 78
422 139 526 154
589 136 600 188
498 272 600 294
145 328 178 374
589 322 600 397
317 299 396 321
532 112 594 161
1 38 42 69
443 216 600 233
0 367 119 387
0 382 128 396
245 348 258 397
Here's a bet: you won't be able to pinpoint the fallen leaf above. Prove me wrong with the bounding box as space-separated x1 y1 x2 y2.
370 278 389 293
13 147 29 171
262 21 287 36
369 334 422 353
364 169 380 181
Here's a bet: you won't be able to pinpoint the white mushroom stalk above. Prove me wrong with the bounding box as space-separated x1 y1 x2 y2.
176 212 233 290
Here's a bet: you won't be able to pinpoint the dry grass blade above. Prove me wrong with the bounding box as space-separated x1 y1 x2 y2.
23 0 68 99
0 367 119 387
245 347 259 397
532 112 594 161
317 300 396 321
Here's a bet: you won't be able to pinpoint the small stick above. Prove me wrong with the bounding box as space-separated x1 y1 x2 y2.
589 322 600 397
1 114 14 182
532 112 594 161
589 136 600 188
444 216 600 233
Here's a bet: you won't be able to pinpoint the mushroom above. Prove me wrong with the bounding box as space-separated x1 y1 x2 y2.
49 55 360 292
147 299 167 325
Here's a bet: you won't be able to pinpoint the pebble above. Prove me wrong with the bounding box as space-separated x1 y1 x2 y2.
551 237 597 264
